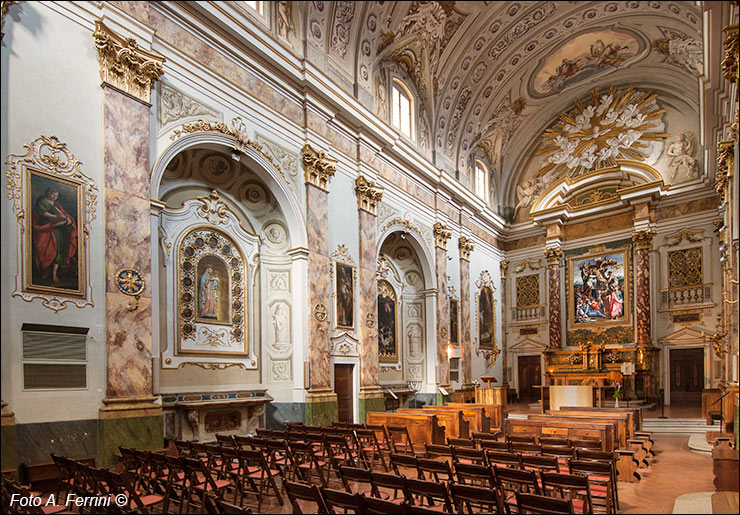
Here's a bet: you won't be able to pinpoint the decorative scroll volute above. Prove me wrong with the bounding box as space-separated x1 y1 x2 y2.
302 144 337 192
458 236 474 261
355 175 383 215
544 247 563 266
722 25 738 83
632 229 655 251
433 222 453 250
500 260 509 276
93 19 165 104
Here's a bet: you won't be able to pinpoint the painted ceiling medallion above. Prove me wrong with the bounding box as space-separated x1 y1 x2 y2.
536 86 667 179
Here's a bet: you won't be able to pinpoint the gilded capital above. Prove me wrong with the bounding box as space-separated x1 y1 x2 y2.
632 229 654 251
500 260 509 276
302 143 337 192
355 175 383 215
722 25 738 83
93 20 165 104
716 140 735 197
433 222 453 250
458 236 474 261
544 247 563 266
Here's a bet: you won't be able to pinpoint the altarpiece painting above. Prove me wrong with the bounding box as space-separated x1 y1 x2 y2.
377 280 398 363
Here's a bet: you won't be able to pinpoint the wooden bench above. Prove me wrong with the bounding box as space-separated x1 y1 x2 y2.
21 456 96 493
445 403 506 430
542 411 630 447
366 412 445 446
559 405 644 433
396 408 470 438
422 405 490 433
505 418 615 451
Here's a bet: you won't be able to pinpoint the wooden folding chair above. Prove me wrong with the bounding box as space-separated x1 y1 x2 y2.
449 482 503 514
451 446 487 466
453 462 496 488
568 459 617 514
356 428 389 471
362 495 412 514
338 465 385 499
216 434 237 448
493 465 541 513
447 437 476 448
388 425 416 455
283 480 329 514
289 441 329 486
540 471 594 515
416 457 455 483
405 478 455 513
321 487 366 514
389 453 421 478
486 449 523 469
370 471 414 504
424 443 453 462
107 469 166 515
181 457 231 512
516 491 574 514
236 449 283 510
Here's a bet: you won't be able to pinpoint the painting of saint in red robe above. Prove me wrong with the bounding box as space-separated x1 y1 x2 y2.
29 173 80 292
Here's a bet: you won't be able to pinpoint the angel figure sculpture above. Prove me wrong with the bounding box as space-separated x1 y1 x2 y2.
666 133 698 181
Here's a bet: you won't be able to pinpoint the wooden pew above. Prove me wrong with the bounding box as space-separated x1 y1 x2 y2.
366 412 445 446
542 411 630 447
422 405 490 433
445 403 506 430
559 405 643 433
504 418 615 451
396 408 470 438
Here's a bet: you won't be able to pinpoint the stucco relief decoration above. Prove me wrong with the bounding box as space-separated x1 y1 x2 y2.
330 1 355 58
722 25 738 83
433 222 453 250
355 175 384 215
277 1 294 39
665 133 699 182
197 190 230 225
532 30 639 95
170 118 292 189
458 236 474 261
93 19 165 104
301 144 337 192
5 135 98 312
271 359 291 382
536 86 667 180
652 27 703 76
478 96 526 173
158 83 220 128
270 301 291 353
255 135 300 185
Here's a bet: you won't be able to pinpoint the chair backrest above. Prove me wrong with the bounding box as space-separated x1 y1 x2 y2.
424 443 453 459
216 434 236 447
321 487 366 514
449 483 502 514
337 465 375 495
389 453 419 477
370 471 413 503
284 480 329 514
366 423 392 450
507 434 537 444
447 437 475 448
540 436 570 446
516 491 575 514
405 478 454 512
574 448 615 463
388 425 415 454
541 445 575 459
480 439 511 451
453 462 496 488
324 434 358 469
451 446 487 465
569 438 602 450
362 495 411 514
521 454 560 473
510 442 542 455
485 449 523 469
416 457 455 483
540 471 593 515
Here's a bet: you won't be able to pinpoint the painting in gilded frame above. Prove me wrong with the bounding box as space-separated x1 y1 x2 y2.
478 286 495 350
26 169 84 296
335 262 355 329
568 249 630 329
449 298 459 345
377 280 398 363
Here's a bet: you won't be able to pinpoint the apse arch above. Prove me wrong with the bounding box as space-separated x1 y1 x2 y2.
151 132 307 250
375 222 437 292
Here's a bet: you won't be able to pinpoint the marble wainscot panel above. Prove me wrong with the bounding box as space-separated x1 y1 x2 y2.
104 191 152 293
16 419 97 464
103 87 150 195
358 208 379 387
161 391 272 441
308 252 331 389
106 294 153 398
435 246 450 384
266 402 306 430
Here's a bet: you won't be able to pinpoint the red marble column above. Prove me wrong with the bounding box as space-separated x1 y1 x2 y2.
434 223 453 389
632 230 654 346
545 248 563 349
459 237 474 385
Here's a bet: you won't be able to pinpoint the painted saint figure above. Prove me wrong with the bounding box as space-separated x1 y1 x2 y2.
199 265 219 319
32 187 78 285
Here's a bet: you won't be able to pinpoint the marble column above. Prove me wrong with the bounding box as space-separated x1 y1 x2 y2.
632 230 654 347
499 260 510 387
94 20 165 468
301 144 337 425
458 237 474 386
433 223 453 396
356 176 385 420
545 248 564 349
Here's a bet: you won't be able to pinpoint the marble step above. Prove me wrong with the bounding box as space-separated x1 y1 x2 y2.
643 418 721 434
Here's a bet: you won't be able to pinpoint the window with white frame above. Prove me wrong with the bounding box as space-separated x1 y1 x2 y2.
243 1 263 15
475 161 487 200
391 79 414 139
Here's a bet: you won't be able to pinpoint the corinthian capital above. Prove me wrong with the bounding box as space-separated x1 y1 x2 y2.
632 229 655 251
544 247 563 266
458 236 474 261
355 175 383 215
93 19 165 104
302 144 337 192
433 222 453 250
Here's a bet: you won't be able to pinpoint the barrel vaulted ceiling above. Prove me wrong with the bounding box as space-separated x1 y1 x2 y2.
230 1 705 221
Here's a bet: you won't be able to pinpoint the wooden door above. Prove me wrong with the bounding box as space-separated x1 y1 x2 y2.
334 364 353 423
670 348 703 405
518 355 541 402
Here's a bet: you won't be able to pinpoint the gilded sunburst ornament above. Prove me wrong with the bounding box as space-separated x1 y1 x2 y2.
536 86 668 179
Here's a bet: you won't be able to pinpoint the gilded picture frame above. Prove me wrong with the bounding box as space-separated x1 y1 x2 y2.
377 279 398 363
5 136 97 312
568 248 631 330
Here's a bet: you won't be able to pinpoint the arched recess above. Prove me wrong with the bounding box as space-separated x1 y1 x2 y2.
376 223 438 394
149 133 309 417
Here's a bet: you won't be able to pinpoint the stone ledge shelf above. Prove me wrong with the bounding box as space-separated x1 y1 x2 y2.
162 391 273 442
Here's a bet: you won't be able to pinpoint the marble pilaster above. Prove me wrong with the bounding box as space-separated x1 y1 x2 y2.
545 248 563 349
632 230 654 347
359 208 379 387
499 260 509 386
434 223 453 387
459 237 473 385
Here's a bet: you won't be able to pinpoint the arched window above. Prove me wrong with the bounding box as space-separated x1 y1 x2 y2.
391 79 414 139
475 161 487 200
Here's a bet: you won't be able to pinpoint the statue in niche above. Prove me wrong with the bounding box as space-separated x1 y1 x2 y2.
666 133 698 181
408 324 422 358
199 265 219 319
272 303 290 348
277 1 293 39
